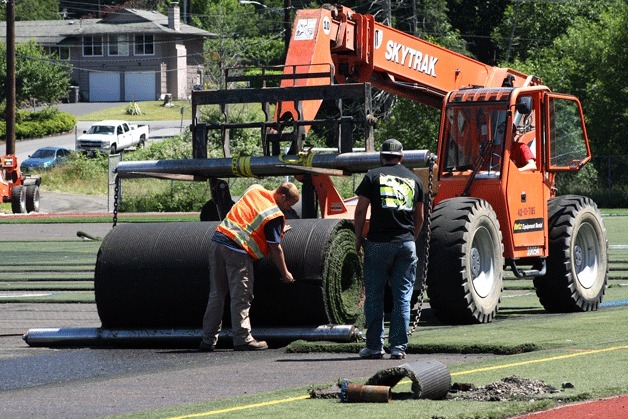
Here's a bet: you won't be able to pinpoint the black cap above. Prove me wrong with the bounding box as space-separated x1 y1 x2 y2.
380 139 403 156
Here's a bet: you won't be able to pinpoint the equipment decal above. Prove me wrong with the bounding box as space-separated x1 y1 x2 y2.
322 16 331 35
384 40 438 77
527 246 541 256
513 218 544 234
294 19 317 40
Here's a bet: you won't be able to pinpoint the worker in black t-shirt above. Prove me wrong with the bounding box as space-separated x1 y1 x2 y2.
354 139 424 360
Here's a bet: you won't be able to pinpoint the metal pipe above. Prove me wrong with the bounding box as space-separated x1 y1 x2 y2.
340 380 392 403
23 325 361 348
115 150 433 179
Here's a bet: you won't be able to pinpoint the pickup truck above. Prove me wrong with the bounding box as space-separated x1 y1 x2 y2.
76 120 149 154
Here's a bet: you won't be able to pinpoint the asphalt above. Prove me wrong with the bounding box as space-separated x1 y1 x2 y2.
0 303 488 417
0 219 493 417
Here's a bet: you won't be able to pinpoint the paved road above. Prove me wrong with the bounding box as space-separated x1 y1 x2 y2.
9 102 191 163
2 102 188 216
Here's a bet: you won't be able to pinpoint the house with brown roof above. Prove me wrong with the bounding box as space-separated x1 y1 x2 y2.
1 3 213 102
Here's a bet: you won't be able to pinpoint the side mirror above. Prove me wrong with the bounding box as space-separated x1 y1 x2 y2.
516 97 532 115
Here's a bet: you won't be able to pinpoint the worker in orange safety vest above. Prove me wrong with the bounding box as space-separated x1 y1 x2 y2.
200 182 300 352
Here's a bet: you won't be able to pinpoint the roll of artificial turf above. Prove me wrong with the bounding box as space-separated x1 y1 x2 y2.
94 219 363 328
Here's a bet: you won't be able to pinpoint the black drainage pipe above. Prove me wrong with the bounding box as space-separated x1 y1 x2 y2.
365 360 451 399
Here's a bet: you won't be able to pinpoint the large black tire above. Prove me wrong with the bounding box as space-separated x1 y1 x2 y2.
426 197 504 324
11 185 26 214
25 184 40 213
110 144 117 155
533 195 607 312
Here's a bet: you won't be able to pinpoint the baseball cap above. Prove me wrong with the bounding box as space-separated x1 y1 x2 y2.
380 139 403 156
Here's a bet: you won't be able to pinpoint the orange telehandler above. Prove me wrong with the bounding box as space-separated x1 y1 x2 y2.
114 5 607 326
1 154 41 213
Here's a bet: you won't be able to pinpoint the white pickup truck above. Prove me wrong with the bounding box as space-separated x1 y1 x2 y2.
76 120 149 154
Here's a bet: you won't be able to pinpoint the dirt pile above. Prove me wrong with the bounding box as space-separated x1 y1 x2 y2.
449 376 561 401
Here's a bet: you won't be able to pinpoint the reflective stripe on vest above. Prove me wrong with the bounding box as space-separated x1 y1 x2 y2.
217 185 284 260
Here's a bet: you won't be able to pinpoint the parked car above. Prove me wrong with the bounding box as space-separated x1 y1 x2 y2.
76 120 149 154
20 147 72 172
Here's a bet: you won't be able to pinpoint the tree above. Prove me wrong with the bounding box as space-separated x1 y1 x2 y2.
491 1 601 64
446 0 508 64
190 0 285 88
517 3 626 159
0 0 61 21
0 41 71 106
377 98 440 151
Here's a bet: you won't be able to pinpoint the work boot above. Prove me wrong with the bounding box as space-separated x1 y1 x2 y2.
198 341 215 352
234 340 268 351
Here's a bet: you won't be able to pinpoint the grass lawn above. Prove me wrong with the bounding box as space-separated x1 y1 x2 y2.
77 100 194 121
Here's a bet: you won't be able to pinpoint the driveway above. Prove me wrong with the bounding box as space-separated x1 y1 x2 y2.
38 191 109 214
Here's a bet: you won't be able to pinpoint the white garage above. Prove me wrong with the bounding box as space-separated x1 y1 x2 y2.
89 73 121 102
125 72 156 101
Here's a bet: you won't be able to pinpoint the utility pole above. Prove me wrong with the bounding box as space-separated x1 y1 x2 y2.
284 0 291 55
5 0 16 155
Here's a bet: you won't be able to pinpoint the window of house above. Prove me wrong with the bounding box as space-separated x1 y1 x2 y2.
134 34 154 55
109 34 129 56
45 46 70 60
83 35 103 56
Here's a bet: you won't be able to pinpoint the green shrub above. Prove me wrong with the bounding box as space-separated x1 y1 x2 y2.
120 181 211 213
43 152 109 195
556 164 628 207
131 132 193 160
0 107 76 139
199 105 266 156
125 101 142 115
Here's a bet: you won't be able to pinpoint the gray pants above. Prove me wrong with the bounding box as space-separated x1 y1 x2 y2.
202 241 255 347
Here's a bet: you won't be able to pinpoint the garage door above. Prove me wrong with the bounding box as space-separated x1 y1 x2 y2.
89 73 121 102
125 72 156 101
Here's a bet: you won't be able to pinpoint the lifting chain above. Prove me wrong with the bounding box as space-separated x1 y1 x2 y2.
112 175 120 228
407 155 436 338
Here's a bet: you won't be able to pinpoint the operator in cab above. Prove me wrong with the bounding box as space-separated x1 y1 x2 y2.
511 126 537 172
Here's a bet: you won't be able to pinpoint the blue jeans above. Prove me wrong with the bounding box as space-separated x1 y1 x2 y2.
363 240 417 352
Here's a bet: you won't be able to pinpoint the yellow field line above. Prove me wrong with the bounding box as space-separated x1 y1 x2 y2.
170 345 627 418
450 345 628 376
169 395 310 418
